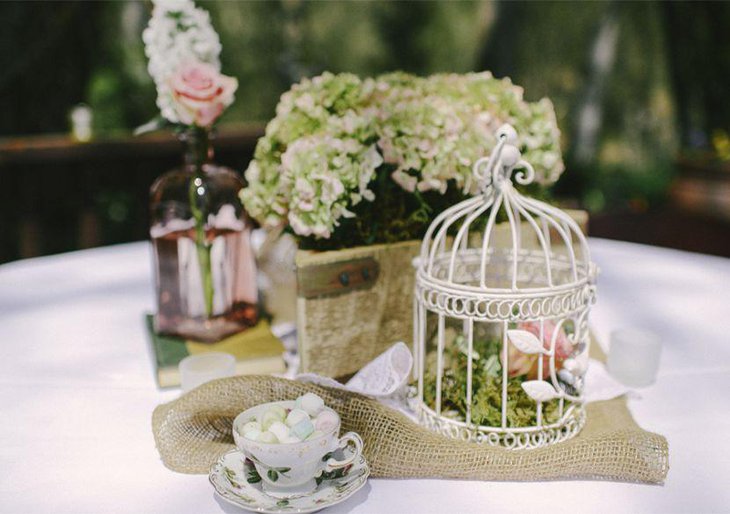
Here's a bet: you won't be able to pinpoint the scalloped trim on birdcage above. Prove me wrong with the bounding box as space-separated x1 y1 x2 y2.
415 280 596 322
417 401 586 449
422 248 595 293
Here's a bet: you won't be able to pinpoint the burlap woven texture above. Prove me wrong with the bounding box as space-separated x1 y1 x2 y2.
296 240 421 377
152 374 668 483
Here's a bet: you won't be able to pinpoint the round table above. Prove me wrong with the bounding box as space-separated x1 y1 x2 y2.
1 239 728 513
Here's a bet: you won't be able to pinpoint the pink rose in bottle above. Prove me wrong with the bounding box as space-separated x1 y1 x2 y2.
168 61 238 127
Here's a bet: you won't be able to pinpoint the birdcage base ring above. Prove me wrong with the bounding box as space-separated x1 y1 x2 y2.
416 402 586 449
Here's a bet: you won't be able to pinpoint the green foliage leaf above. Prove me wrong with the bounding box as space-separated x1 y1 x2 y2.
316 466 350 486
246 469 262 484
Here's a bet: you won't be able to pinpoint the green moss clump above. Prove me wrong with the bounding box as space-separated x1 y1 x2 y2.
422 333 560 428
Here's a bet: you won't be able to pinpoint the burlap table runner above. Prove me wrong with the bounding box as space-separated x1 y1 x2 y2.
152 374 668 483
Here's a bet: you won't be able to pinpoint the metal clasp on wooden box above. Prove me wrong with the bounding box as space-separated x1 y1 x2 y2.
296 257 380 298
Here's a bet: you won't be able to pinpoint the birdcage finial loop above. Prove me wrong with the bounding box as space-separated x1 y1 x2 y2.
473 124 536 193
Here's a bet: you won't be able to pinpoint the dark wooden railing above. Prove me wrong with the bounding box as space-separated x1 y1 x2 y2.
3 129 730 263
0 123 264 263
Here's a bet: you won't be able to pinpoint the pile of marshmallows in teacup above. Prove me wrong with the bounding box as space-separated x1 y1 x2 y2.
239 393 338 444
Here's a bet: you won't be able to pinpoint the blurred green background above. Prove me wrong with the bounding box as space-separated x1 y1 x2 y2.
1 0 729 263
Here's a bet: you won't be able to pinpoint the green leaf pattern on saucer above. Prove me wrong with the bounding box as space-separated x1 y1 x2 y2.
209 449 369 513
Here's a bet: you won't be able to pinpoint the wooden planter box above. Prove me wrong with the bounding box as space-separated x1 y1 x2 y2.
296 240 421 378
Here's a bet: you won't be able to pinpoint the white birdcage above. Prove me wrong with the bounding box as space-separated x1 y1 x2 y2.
412 124 598 449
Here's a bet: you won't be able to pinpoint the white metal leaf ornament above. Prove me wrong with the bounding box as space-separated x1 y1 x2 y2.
507 330 545 354
522 380 561 401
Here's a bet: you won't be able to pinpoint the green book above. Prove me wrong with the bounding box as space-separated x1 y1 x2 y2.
145 315 286 388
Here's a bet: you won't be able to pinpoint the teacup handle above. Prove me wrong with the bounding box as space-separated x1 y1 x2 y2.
324 432 363 471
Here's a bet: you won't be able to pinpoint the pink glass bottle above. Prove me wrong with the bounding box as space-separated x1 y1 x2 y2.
150 128 258 342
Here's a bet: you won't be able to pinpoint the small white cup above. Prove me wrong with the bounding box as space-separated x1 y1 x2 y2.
607 328 662 387
179 352 235 392
233 400 363 498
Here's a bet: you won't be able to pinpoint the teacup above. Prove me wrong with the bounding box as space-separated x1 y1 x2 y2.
233 400 363 498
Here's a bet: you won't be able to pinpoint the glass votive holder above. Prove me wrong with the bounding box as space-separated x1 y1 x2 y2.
179 352 236 392
607 328 662 387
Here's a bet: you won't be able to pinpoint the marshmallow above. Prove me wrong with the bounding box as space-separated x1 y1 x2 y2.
261 406 287 430
289 418 314 440
243 427 262 441
314 409 339 433
296 393 325 417
268 421 290 442
280 435 302 444
257 431 278 444
285 408 310 428
240 397 338 446
306 430 324 441
240 421 261 436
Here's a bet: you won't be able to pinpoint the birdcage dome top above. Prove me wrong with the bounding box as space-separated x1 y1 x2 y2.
415 124 597 317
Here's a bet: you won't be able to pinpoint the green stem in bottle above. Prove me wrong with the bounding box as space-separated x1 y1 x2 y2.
185 126 215 318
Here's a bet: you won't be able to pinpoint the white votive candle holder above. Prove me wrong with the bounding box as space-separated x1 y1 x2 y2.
179 352 236 392
607 328 662 387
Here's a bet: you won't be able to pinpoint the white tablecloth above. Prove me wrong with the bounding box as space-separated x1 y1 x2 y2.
1 238 729 513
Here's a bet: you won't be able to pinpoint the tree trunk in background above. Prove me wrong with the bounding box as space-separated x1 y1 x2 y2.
373 3 436 75
572 6 619 166
477 0 523 78
662 2 730 149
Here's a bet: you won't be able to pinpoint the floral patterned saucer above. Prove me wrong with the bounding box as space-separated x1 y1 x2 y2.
209 448 369 513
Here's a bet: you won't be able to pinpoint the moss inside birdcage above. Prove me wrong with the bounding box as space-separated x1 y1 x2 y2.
421 332 560 428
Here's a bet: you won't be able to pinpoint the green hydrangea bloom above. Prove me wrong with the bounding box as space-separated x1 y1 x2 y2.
240 71 564 247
